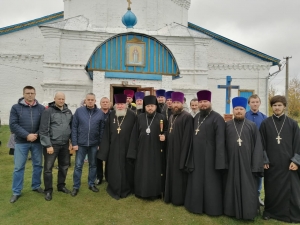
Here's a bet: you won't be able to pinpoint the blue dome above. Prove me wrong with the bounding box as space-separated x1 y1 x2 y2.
122 9 137 29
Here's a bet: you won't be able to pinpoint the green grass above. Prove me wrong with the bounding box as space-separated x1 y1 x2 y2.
0 125 294 225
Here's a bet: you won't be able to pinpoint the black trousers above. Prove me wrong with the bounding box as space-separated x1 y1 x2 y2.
43 143 70 193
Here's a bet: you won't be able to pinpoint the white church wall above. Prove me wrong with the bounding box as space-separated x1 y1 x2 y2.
64 0 190 31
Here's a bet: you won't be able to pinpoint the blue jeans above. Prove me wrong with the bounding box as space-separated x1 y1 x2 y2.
12 143 43 195
73 145 98 189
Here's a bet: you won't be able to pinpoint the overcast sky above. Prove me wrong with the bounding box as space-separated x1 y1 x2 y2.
0 0 299 94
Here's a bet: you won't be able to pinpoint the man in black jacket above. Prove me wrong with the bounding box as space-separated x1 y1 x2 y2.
39 92 73 201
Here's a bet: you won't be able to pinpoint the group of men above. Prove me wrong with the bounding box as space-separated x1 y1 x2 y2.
9 86 300 223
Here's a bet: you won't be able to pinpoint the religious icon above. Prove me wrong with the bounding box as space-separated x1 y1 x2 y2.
126 38 146 67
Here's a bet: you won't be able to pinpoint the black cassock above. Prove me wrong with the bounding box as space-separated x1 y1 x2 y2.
224 118 263 220
127 112 168 198
164 110 193 206
185 111 226 216
161 108 172 121
260 115 300 223
97 109 136 200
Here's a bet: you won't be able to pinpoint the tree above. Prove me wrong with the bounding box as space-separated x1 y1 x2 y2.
287 78 300 120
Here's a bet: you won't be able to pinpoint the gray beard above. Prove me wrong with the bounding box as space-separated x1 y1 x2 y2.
136 105 143 110
116 109 127 117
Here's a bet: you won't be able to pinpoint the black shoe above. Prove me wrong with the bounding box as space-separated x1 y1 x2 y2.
259 197 264 206
33 187 44 193
45 193 52 201
10 195 20 203
71 188 79 197
58 187 71 194
89 186 99 192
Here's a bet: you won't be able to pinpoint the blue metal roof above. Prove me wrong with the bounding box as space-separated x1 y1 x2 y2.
188 22 280 66
86 32 180 80
0 11 63 36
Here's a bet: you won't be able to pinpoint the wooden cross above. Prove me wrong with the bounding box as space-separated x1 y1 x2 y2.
169 127 173 133
195 128 199 135
127 0 132 9
237 138 242 146
276 135 282 144
117 127 121 134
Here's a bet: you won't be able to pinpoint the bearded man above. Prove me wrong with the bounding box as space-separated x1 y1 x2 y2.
134 92 144 115
97 94 136 200
164 92 193 206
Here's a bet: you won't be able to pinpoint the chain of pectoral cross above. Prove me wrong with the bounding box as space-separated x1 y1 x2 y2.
169 115 178 133
116 113 127 134
233 119 245 147
195 110 212 135
271 114 286 144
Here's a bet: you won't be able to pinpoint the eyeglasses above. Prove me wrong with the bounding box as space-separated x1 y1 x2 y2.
24 93 36 95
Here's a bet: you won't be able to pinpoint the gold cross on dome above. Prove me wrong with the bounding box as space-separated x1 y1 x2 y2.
127 0 132 9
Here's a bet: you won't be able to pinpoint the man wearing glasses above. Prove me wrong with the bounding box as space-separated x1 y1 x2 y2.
9 86 45 203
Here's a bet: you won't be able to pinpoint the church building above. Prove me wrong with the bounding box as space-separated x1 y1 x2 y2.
0 0 280 123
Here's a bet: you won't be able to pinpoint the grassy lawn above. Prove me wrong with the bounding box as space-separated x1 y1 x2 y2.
0 125 292 225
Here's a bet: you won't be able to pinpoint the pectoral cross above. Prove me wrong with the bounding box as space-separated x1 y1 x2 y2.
195 128 199 135
237 138 242 146
117 127 121 134
127 0 132 9
169 127 173 133
276 135 282 144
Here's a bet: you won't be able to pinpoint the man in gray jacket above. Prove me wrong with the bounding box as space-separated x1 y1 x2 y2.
39 92 73 201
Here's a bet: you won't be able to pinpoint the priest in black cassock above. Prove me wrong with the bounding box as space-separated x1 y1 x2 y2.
185 90 226 216
134 91 144 115
164 92 193 206
97 94 136 200
161 91 173 121
156 89 167 112
224 97 263 220
260 95 300 223
124 89 136 111
127 95 168 199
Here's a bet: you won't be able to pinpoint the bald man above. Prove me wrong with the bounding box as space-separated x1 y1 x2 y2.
39 92 73 201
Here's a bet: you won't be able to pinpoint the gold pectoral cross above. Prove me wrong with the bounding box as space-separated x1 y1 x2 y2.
276 135 282 144
195 128 199 135
169 127 173 133
237 138 242 146
117 127 121 134
127 0 132 9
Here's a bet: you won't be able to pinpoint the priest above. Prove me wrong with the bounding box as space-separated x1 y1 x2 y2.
260 95 300 223
97 94 136 200
124 89 136 111
134 91 144 115
161 91 173 121
185 90 226 216
156 89 167 112
164 92 193 206
127 95 168 199
224 97 263 220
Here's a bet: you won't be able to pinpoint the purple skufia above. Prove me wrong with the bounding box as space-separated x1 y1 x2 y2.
135 92 145 100
171 92 184 103
197 90 211 102
114 94 127 104
124 89 134 98
232 97 247 109
165 91 174 100
156 89 166 97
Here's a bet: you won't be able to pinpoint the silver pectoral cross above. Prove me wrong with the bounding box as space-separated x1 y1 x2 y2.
276 135 282 144
237 138 242 146
195 128 199 135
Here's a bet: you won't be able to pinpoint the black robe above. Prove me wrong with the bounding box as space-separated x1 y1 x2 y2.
185 111 226 216
158 103 167 112
161 108 172 121
127 113 168 198
97 109 136 200
224 118 263 220
260 115 300 223
164 110 193 206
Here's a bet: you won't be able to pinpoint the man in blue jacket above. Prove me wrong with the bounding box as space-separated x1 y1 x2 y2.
9 86 45 203
71 93 105 196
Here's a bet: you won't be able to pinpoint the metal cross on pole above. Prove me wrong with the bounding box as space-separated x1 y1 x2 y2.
217 76 240 114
